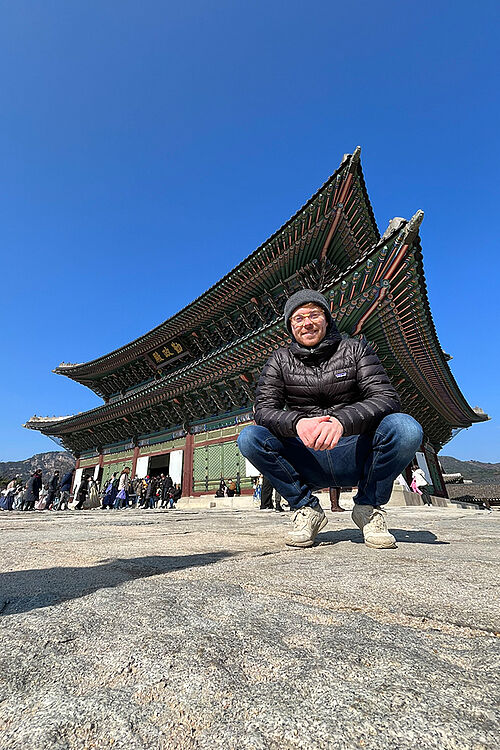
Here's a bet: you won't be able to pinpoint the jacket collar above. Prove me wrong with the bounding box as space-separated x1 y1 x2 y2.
289 322 342 364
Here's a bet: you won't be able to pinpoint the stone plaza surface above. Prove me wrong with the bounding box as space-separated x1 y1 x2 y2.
0 506 498 750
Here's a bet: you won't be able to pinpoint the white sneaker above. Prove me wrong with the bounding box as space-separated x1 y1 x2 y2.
285 504 328 548
351 504 397 549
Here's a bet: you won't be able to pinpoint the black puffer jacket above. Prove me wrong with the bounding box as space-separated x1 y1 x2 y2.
254 323 400 438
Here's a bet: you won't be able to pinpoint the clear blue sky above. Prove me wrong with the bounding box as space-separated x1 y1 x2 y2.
1 1 499 462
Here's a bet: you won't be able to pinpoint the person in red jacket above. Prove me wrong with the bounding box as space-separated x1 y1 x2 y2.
238 289 423 549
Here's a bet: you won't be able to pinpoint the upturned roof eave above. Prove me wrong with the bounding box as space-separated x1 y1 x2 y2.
23 415 76 431
408 234 489 426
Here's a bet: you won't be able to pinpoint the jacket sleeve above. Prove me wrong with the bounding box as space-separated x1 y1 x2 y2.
330 340 401 436
253 352 305 438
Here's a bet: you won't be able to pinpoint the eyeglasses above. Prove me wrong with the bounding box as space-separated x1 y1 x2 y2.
290 311 325 326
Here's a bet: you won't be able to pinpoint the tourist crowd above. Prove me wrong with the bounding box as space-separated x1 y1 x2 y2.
0 467 182 512
99 468 182 510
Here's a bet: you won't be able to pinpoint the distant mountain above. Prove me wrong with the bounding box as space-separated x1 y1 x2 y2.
439 455 500 485
0 451 76 484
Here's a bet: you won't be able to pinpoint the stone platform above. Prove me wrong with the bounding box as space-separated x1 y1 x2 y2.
0 507 498 749
177 486 451 511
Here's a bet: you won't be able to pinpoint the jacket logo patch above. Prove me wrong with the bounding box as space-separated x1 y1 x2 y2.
335 371 347 378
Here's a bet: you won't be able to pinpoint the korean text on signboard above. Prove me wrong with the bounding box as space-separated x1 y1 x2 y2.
149 341 185 368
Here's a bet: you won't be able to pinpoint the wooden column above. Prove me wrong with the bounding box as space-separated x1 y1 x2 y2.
182 433 194 497
131 445 140 477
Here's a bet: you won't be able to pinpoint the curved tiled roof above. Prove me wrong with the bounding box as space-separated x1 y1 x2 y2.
25 148 488 454
25 207 488 453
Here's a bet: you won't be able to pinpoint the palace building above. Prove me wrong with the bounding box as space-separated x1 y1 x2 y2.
24 148 488 497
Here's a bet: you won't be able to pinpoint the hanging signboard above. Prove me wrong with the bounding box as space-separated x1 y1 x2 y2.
147 340 188 369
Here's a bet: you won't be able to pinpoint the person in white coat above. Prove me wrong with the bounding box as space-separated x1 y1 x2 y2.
411 467 431 505
114 467 131 509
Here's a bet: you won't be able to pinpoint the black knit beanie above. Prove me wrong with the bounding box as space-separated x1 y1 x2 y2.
284 289 332 332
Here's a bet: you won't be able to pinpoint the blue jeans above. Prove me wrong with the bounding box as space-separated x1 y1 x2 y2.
238 413 423 510
114 492 127 509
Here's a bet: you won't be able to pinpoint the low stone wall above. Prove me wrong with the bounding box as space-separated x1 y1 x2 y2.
177 495 255 511
177 486 453 510
386 484 451 508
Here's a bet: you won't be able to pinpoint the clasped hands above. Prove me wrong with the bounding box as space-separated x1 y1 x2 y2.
296 415 344 451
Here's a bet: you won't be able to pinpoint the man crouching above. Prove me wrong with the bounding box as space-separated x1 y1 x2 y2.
238 289 423 549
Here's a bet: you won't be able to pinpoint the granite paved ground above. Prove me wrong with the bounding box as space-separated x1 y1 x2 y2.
0 506 498 750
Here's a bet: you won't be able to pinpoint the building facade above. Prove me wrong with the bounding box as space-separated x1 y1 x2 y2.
25 148 488 497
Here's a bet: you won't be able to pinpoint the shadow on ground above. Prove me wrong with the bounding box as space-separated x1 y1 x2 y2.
317 528 450 545
0 552 233 616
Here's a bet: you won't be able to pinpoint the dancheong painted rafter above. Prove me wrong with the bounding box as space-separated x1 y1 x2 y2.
24 148 488 498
